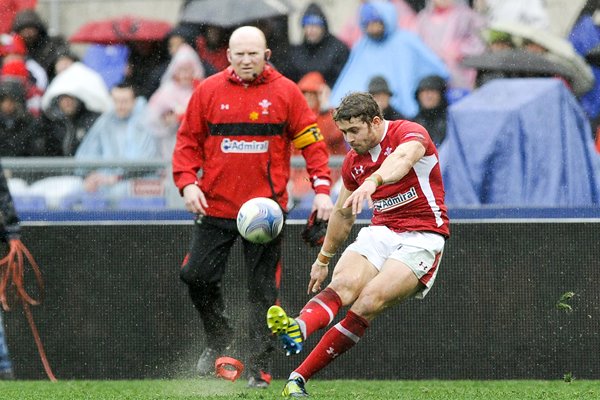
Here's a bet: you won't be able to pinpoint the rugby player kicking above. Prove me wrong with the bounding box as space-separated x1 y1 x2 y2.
267 91 449 397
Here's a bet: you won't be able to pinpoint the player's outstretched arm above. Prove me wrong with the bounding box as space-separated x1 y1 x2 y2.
372 140 426 184
344 140 426 214
308 187 355 294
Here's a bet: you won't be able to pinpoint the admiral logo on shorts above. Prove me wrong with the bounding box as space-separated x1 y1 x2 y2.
373 187 418 212
221 138 269 153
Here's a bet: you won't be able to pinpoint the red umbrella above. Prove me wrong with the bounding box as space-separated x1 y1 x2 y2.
69 15 172 44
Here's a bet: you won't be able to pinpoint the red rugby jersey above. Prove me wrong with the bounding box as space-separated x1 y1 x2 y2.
341 120 449 237
173 65 331 219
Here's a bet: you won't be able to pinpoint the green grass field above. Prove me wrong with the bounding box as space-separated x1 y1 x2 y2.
0 379 598 399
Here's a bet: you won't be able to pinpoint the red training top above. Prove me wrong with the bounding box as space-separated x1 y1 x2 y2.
173 64 331 219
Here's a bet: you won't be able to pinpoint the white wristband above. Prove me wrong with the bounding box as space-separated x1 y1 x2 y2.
315 259 329 268
320 249 335 258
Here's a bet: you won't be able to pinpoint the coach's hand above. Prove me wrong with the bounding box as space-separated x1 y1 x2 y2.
311 193 334 221
308 260 329 294
183 184 209 215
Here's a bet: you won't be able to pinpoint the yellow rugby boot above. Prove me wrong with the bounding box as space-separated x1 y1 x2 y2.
282 377 309 397
267 305 303 356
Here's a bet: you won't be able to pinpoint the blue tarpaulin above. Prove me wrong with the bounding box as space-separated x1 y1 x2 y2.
439 78 600 206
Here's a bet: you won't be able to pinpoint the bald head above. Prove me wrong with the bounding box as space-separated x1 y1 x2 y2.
229 26 267 49
227 26 271 81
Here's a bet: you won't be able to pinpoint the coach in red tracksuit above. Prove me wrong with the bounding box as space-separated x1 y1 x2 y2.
172 26 334 388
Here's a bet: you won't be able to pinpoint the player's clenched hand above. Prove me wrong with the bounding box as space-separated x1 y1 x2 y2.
308 261 329 294
311 193 334 221
343 180 377 215
183 184 209 215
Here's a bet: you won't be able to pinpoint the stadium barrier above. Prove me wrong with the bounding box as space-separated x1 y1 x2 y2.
1 156 346 212
3 219 599 380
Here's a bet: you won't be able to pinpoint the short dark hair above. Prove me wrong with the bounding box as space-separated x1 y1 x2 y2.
113 79 138 97
332 92 383 125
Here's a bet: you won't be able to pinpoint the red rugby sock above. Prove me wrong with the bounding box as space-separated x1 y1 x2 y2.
295 310 369 381
297 287 342 339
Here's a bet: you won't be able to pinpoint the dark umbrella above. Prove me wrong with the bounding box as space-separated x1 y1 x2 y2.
462 49 591 95
69 15 172 44
179 0 291 28
463 49 573 77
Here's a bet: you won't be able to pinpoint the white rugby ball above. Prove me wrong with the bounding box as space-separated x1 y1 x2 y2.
236 197 284 244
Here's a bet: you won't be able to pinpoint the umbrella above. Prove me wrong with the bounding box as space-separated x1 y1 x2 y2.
69 15 172 45
463 49 593 96
488 21 577 60
543 0 586 37
486 0 585 38
480 21 594 95
179 0 291 28
463 50 572 76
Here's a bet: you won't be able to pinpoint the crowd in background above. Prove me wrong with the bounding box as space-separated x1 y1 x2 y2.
1 0 600 208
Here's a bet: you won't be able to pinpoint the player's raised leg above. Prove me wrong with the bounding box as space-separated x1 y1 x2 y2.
266 285 345 356
282 258 421 397
267 305 303 355
267 248 377 358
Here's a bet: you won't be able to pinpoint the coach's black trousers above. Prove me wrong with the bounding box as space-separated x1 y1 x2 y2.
180 216 280 374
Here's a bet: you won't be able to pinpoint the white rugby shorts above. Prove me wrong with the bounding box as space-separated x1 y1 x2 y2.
344 226 445 299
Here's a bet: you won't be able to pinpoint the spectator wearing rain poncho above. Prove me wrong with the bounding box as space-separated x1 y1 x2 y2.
40 62 111 156
330 0 449 118
337 0 417 48
413 0 486 90
145 43 204 160
75 81 158 193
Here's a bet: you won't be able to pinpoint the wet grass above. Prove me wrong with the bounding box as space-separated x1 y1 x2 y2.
0 378 598 399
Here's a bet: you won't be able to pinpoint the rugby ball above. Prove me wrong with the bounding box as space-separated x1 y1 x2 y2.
236 197 284 244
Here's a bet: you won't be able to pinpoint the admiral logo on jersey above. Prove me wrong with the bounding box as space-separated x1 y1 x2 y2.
221 138 269 153
373 187 418 212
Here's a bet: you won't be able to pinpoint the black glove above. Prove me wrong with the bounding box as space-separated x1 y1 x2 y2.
301 210 327 247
